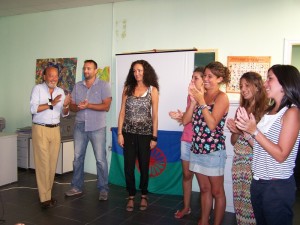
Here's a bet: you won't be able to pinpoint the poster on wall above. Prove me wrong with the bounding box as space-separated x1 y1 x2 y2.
227 56 271 93
96 66 110 82
35 58 77 94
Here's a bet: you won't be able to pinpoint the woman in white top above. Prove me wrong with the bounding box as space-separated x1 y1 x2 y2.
235 64 300 225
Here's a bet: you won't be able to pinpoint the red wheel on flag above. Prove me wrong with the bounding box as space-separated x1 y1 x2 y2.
135 147 167 177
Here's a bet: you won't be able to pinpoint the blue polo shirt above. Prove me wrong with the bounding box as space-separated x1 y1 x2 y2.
71 77 111 131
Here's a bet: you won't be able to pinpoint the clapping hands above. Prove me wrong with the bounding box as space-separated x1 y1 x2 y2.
235 107 257 134
169 109 183 124
63 93 71 106
188 80 204 104
78 99 89 110
226 118 242 134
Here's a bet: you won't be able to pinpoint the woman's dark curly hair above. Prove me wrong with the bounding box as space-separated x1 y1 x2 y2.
124 60 159 96
267 64 300 112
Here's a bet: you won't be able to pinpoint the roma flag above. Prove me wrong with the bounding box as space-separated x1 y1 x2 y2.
109 127 183 195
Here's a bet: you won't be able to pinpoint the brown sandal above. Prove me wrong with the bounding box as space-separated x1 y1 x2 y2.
139 196 148 211
126 197 134 212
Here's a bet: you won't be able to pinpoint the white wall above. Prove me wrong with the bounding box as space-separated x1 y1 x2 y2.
112 0 300 63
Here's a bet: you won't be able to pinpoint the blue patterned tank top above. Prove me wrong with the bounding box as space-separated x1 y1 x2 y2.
122 87 152 135
191 104 227 154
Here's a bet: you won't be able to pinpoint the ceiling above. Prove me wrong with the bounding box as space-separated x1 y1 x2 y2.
0 0 129 17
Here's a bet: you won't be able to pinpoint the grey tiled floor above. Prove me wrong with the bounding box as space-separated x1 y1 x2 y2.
0 170 299 225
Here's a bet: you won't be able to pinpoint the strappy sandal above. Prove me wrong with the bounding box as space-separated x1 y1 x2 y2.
174 208 191 219
126 196 134 212
139 196 148 211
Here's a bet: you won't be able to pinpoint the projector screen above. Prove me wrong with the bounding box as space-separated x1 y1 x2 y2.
115 51 197 131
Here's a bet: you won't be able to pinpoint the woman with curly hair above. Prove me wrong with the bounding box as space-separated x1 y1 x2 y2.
117 60 159 212
227 72 268 225
183 61 230 225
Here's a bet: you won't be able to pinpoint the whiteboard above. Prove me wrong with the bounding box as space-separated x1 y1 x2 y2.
116 51 196 131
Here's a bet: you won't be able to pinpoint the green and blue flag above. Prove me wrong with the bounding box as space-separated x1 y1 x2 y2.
109 127 183 195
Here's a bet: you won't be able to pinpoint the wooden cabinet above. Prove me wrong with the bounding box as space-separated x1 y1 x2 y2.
0 133 18 186
29 138 74 174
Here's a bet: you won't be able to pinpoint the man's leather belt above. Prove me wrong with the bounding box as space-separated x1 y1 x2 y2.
33 123 60 128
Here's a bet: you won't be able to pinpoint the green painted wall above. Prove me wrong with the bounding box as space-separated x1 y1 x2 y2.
0 4 113 174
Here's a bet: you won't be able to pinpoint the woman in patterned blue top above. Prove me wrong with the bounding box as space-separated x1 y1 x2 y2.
236 65 300 225
183 61 230 225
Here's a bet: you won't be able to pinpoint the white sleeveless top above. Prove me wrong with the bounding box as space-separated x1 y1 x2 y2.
252 106 300 180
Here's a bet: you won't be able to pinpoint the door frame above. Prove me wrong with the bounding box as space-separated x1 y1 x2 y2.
283 39 300 64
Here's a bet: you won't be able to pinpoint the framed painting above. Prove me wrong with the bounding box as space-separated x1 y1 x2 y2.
227 56 271 93
36 57 77 94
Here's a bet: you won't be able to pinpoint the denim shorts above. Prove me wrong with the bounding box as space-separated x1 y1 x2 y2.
180 141 192 161
189 150 227 176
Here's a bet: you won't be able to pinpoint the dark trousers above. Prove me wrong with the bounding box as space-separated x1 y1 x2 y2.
250 175 296 225
123 132 152 196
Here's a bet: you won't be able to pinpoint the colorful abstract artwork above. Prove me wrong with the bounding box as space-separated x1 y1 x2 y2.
227 56 271 93
35 58 77 93
96 66 110 82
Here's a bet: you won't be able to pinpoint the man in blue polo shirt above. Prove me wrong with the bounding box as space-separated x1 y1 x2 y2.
65 60 112 201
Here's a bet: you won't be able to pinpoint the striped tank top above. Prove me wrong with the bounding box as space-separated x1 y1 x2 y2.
253 106 300 180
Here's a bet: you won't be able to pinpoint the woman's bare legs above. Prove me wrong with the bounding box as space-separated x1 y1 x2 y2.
175 160 194 218
182 160 194 212
210 175 226 225
196 173 212 225
196 173 226 225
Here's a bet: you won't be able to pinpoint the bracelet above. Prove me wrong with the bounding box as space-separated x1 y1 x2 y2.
151 136 158 142
63 105 69 109
118 133 122 135
244 134 253 141
251 129 259 139
199 104 207 110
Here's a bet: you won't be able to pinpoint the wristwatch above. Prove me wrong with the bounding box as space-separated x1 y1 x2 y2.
48 101 53 110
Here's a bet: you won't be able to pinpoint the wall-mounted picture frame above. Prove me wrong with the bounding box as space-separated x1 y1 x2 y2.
36 57 77 94
227 56 271 93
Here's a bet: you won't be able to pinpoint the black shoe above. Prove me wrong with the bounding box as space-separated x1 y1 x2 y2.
41 198 57 209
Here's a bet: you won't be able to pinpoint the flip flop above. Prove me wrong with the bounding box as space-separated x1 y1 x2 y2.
174 208 191 219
